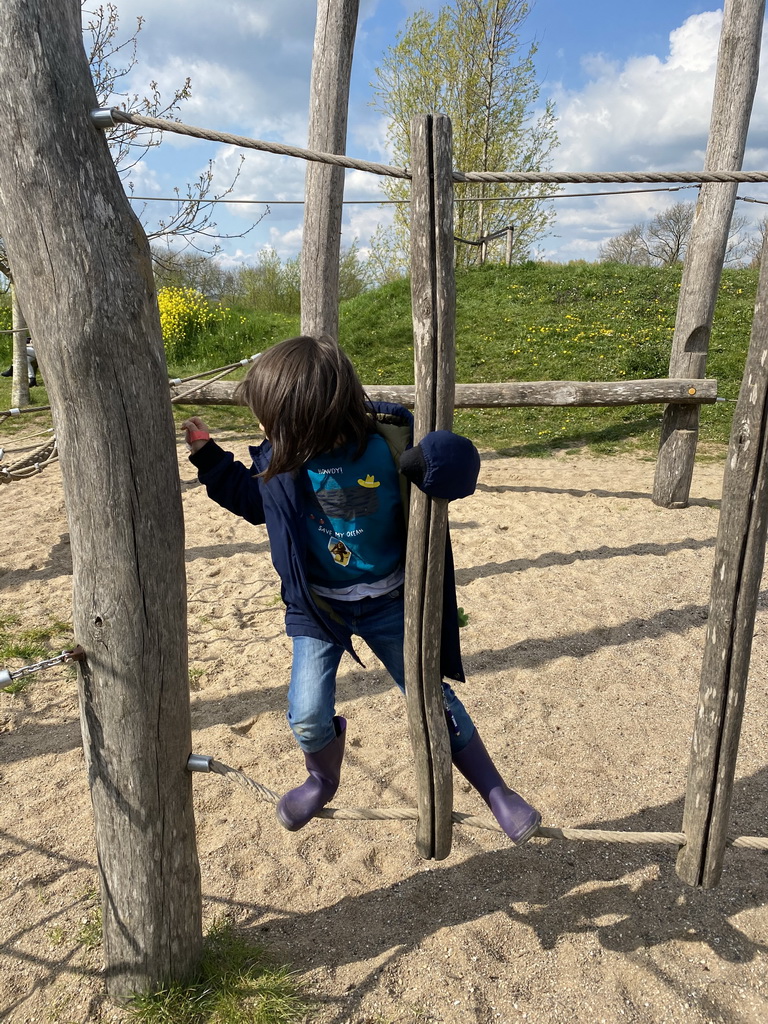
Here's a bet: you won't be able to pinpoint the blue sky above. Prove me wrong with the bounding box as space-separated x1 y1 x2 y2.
93 1 768 267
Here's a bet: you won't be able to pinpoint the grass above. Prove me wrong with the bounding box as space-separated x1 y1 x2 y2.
76 891 103 951
1 262 759 456
339 261 756 455
127 920 309 1024
0 612 74 693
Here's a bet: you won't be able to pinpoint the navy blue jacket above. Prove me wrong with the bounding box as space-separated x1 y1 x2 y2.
190 401 480 681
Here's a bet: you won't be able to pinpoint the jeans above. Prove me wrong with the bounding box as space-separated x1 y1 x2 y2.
288 589 475 754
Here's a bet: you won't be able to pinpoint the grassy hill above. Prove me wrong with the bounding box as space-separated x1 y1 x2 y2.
1 261 759 457
338 261 757 456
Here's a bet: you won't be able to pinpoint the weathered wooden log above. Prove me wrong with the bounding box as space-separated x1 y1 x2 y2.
404 114 455 861
653 0 765 508
677 233 768 889
0 0 202 995
300 0 359 339
171 377 718 408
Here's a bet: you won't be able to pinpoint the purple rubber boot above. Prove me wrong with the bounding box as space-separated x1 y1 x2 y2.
452 729 540 845
276 716 347 832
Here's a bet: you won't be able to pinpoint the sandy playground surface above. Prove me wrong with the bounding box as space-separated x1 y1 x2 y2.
1 436 767 1024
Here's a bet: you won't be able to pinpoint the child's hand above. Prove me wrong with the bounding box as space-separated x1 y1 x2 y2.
181 416 212 454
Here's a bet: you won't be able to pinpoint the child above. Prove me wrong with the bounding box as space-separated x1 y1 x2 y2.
182 334 540 845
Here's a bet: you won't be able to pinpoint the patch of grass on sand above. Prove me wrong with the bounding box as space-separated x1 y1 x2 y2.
127 920 309 1024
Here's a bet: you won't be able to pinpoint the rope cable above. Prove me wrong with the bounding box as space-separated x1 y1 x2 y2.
128 184 698 205
203 758 768 850
103 110 768 186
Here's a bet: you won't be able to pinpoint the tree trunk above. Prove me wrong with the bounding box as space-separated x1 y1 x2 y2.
300 0 359 338
0 0 202 997
10 282 31 408
652 0 765 508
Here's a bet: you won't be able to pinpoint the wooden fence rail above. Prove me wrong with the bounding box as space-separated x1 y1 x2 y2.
169 377 718 409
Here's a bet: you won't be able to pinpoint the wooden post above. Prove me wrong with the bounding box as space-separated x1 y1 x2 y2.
10 282 31 408
677 233 768 888
506 227 514 267
300 0 359 338
653 0 765 508
0 0 202 996
405 114 456 860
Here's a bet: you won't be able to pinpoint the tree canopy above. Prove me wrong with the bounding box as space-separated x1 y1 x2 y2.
599 201 752 267
372 0 558 272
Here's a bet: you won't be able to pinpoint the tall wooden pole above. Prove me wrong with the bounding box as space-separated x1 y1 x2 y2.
652 0 764 508
677 233 768 888
405 114 456 861
300 0 359 338
0 0 202 996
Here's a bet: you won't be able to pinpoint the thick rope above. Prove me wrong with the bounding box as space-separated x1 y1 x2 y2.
0 405 52 425
207 759 768 850
107 111 768 186
170 364 242 404
109 110 410 180
0 436 58 483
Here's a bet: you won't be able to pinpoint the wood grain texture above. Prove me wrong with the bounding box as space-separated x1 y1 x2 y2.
172 378 718 408
653 0 765 508
0 0 202 994
677 233 768 888
404 115 455 860
300 0 359 339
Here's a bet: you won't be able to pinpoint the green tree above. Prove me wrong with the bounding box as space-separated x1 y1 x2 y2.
372 0 558 272
222 243 371 313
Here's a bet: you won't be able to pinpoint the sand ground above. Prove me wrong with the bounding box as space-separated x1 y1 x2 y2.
1 437 767 1024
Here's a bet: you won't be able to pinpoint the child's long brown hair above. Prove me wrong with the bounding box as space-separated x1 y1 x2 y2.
234 334 372 481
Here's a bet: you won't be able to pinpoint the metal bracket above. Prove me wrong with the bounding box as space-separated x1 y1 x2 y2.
90 108 116 129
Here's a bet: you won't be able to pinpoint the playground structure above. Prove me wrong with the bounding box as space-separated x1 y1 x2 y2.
0 0 767 1001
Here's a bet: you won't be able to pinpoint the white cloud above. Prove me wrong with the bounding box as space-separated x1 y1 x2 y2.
105 3 768 266
542 11 768 260
552 13 730 171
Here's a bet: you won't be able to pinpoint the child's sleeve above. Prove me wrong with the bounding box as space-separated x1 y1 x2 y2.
190 441 266 526
398 430 480 500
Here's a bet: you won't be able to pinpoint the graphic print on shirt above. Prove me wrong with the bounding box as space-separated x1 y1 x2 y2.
312 475 381 520
328 538 352 565
304 435 403 589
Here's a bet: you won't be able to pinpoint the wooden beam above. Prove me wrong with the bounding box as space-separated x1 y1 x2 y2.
300 0 359 339
171 377 718 408
0 0 202 995
677 233 768 888
653 0 765 508
404 114 455 861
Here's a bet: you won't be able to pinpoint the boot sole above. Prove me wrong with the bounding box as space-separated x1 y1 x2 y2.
275 802 309 832
512 811 541 846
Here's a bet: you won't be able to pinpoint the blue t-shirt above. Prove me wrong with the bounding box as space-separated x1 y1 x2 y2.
304 432 404 594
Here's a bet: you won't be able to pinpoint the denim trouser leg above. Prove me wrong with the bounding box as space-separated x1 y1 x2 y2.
288 636 344 753
288 590 475 754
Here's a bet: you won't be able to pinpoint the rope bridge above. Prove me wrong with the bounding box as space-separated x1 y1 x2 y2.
0 355 260 480
0 433 57 483
190 755 768 851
